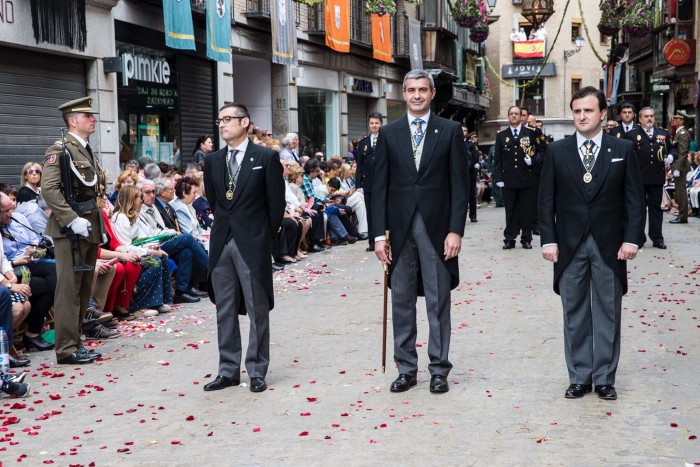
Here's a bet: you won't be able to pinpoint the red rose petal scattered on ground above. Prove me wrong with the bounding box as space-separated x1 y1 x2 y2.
48 394 61 401
306 397 317 402
671 423 678 427
186 415 195 421
171 440 181 445
300 412 311 416
252 427 261 432
331 423 340 428
299 431 309 436
370 439 377 444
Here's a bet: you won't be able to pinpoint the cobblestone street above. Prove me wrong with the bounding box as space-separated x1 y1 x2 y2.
1 205 698 465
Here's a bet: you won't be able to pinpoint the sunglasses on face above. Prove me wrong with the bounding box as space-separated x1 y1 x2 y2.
27 169 42 175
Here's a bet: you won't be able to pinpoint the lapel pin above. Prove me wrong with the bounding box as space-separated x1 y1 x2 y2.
434 129 438 133
250 158 254 161
608 148 611 152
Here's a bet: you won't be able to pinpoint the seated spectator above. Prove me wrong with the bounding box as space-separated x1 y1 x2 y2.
287 164 321 253
0 274 30 368
688 152 700 217
336 162 368 238
137 156 155 179
138 179 208 302
109 186 172 317
84 257 120 338
110 169 139 205
158 162 173 177
0 193 54 353
191 173 213 230
16 162 42 205
170 176 205 238
14 192 50 235
143 162 162 180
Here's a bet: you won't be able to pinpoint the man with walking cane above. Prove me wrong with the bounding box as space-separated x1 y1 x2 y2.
373 69 468 393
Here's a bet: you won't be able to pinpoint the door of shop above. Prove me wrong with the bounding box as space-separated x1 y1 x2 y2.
0 47 87 183
178 55 216 168
347 95 369 143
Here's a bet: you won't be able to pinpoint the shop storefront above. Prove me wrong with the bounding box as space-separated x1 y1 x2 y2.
346 76 380 142
385 83 406 123
295 67 340 159
115 21 217 169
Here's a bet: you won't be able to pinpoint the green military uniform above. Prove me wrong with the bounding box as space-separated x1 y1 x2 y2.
672 117 691 222
41 97 106 362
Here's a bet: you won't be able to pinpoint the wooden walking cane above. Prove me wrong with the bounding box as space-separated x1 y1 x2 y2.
382 230 390 374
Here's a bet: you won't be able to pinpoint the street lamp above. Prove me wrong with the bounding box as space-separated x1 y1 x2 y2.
564 36 585 62
521 0 555 29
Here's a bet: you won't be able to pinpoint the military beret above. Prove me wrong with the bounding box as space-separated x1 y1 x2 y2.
672 114 686 120
58 97 98 114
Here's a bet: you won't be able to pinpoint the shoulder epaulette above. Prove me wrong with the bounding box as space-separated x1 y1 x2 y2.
497 128 508 133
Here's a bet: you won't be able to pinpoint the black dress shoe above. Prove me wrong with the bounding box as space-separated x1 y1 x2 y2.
669 218 688 224
250 377 267 393
564 383 592 398
346 235 358 244
521 241 533 249
365 246 374 252
653 241 667 249
470 218 478 223
595 385 617 400
390 374 417 392
76 347 101 359
9 355 31 368
174 292 201 304
502 241 516 250
429 374 449 393
22 334 55 352
532 228 540 235
310 244 324 253
57 351 95 365
357 233 369 240
203 375 240 391
271 263 285 272
188 287 208 297
332 238 348 246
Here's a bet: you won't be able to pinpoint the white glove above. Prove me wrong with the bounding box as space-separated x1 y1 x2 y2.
665 155 674 164
524 155 532 166
68 217 92 237
474 163 480 169
673 170 681 178
496 182 504 188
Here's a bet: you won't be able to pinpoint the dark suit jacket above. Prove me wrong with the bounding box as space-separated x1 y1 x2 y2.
203 143 285 309
464 140 480 181
354 134 377 192
154 198 179 231
493 126 543 188
372 115 468 293
610 123 636 139
538 133 644 295
623 126 670 185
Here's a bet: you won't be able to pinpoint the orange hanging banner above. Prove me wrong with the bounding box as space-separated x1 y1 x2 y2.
325 0 350 53
371 14 392 63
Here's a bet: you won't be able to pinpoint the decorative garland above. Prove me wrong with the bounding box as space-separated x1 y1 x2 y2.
579 0 610 65
484 0 572 89
363 0 423 16
292 0 324 6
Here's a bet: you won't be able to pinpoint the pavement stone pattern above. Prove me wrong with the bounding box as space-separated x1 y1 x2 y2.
0 204 698 465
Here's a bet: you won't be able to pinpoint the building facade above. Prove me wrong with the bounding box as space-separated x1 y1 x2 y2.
481 0 604 144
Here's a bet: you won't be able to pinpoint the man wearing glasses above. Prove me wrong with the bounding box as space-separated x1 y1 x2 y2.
41 97 106 365
202 104 285 393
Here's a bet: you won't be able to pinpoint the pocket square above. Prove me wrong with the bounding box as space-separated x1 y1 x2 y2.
611 158 624 162
252 166 263 170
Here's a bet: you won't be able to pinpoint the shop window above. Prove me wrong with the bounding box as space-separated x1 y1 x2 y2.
571 22 581 42
297 87 339 159
515 78 545 116
677 0 693 22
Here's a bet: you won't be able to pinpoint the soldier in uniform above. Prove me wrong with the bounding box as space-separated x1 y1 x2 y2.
494 106 543 249
354 112 383 252
670 114 692 224
623 107 672 248
42 97 106 365
610 102 637 138
463 129 480 222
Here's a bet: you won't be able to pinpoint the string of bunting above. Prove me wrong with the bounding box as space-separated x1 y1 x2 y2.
484 0 572 89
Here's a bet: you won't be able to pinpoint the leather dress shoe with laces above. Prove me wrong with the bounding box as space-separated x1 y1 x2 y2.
174 292 201 304
57 351 95 365
9 355 31 368
669 218 688 224
564 383 592 398
595 385 617 400
22 334 55 351
357 233 369 240
77 347 101 359
390 374 417 392
271 263 285 272
653 241 667 249
429 374 449 393
503 241 516 250
521 241 533 249
188 287 209 297
249 377 267 393
203 375 240 391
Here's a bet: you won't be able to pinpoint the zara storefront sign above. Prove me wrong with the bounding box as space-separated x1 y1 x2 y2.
121 52 171 87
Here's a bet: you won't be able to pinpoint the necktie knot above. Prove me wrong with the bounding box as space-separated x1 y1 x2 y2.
412 119 425 147
513 128 518 137
582 140 596 171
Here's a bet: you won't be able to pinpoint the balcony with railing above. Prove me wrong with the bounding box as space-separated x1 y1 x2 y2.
350 0 372 47
244 0 270 18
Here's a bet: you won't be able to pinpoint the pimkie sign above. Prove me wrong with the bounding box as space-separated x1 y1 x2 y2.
663 39 691 67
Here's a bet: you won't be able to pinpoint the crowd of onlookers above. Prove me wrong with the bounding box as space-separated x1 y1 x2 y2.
0 126 373 368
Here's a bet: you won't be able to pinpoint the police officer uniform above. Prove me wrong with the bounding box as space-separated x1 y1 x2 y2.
610 122 636 139
670 117 691 223
354 133 378 251
493 125 542 248
41 97 106 364
464 132 481 222
623 125 671 247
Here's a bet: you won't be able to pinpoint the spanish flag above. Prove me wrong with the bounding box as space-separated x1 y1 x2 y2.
371 14 392 63
325 0 350 53
513 40 545 59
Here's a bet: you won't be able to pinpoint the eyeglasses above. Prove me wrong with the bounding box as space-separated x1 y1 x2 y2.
142 190 156 195
137 195 144 200
266 133 272 136
215 116 246 125
27 169 42 175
